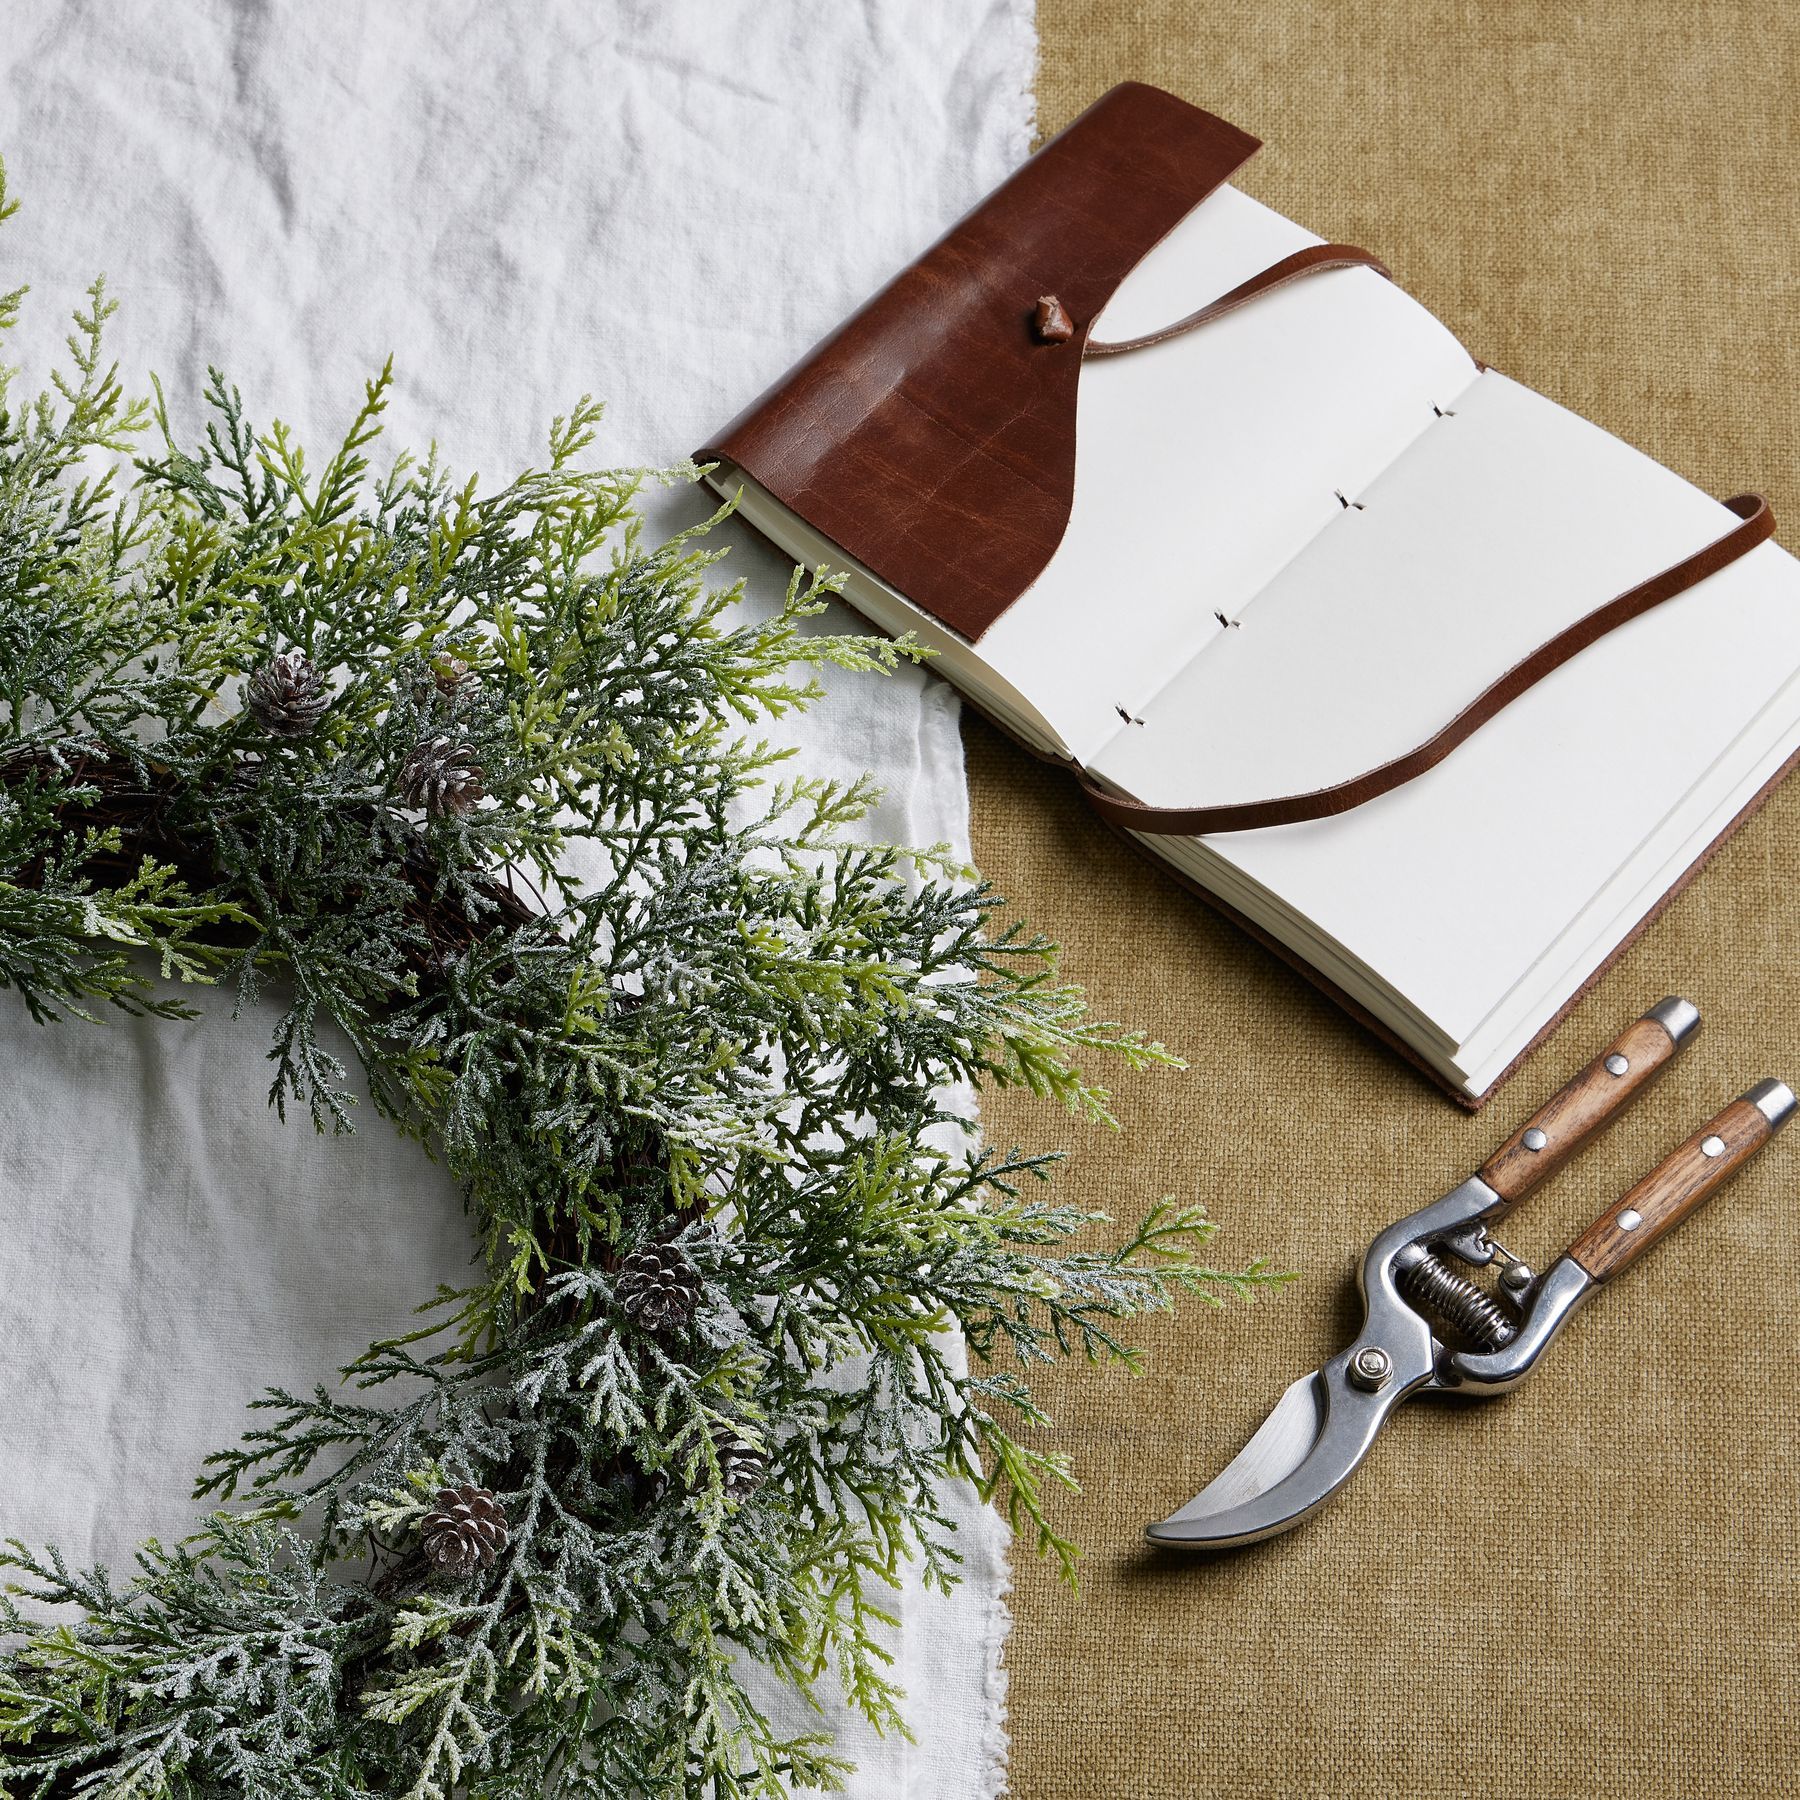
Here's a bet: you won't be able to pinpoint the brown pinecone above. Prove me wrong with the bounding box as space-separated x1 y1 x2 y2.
421 1483 509 1577
633 1427 766 1510
397 733 485 816
616 1240 703 1335
714 1427 768 1503
431 654 476 700
246 649 329 738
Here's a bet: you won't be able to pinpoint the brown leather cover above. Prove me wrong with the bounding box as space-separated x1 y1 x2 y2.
695 83 1259 641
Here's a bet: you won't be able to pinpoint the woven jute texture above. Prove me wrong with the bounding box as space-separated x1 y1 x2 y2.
977 5 1800 1796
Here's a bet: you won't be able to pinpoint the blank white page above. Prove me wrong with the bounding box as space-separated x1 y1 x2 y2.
976 185 1479 765
1092 371 1758 803
1101 371 1800 1042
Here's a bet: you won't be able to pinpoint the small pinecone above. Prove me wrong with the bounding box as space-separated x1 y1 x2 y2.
633 1428 765 1510
421 1483 509 1578
714 1427 768 1503
617 1240 703 1335
432 654 476 700
398 733 485 816
246 649 329 738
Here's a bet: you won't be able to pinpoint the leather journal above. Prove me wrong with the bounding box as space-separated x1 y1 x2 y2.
697 81 1800 1107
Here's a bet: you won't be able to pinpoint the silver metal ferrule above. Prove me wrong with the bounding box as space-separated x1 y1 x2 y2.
1745 1078 1798 1132
1645 996 1701 1044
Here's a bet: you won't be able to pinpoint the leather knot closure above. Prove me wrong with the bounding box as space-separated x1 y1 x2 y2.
1032 294 1075 343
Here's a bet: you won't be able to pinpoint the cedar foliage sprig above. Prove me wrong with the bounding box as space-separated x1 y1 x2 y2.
0 159 1283 1799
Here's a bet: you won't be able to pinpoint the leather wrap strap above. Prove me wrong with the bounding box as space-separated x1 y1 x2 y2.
1084 242 1393 358
1081 492 1776 836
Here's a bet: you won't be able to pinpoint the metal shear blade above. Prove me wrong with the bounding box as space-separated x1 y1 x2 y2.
1147 1219 1442 1548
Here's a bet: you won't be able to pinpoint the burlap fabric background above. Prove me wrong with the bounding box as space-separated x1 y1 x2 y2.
978 5 1800 1795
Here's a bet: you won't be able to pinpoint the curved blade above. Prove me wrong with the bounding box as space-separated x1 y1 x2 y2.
1156 1371 1326 1524
1146 1341 1432 1550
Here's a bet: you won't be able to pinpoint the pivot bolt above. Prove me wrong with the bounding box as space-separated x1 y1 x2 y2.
1349 1346 1393 1392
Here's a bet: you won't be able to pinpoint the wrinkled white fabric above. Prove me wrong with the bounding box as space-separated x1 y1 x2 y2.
0 5 1034 1792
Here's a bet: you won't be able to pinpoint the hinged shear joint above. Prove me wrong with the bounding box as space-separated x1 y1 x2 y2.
1148 998 1795 1550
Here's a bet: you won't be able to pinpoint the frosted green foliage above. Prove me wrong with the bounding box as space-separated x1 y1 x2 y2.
0 158 1282 1798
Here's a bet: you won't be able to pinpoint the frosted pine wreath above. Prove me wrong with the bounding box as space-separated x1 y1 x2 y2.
0 169 1274 1800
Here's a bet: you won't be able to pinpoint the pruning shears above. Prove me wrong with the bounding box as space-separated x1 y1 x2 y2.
1148 997 1794 1550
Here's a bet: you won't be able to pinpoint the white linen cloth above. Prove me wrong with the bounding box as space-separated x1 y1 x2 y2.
0 5 1033 1793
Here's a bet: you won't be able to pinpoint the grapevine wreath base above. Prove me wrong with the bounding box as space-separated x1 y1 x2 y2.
0 174 1273 1800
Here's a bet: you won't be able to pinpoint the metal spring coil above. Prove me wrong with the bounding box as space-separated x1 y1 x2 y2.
1399 1251 1517 1351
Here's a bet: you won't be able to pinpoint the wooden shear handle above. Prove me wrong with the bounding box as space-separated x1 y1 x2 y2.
1479 998 1700 1212
1567 1083 1795 1282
